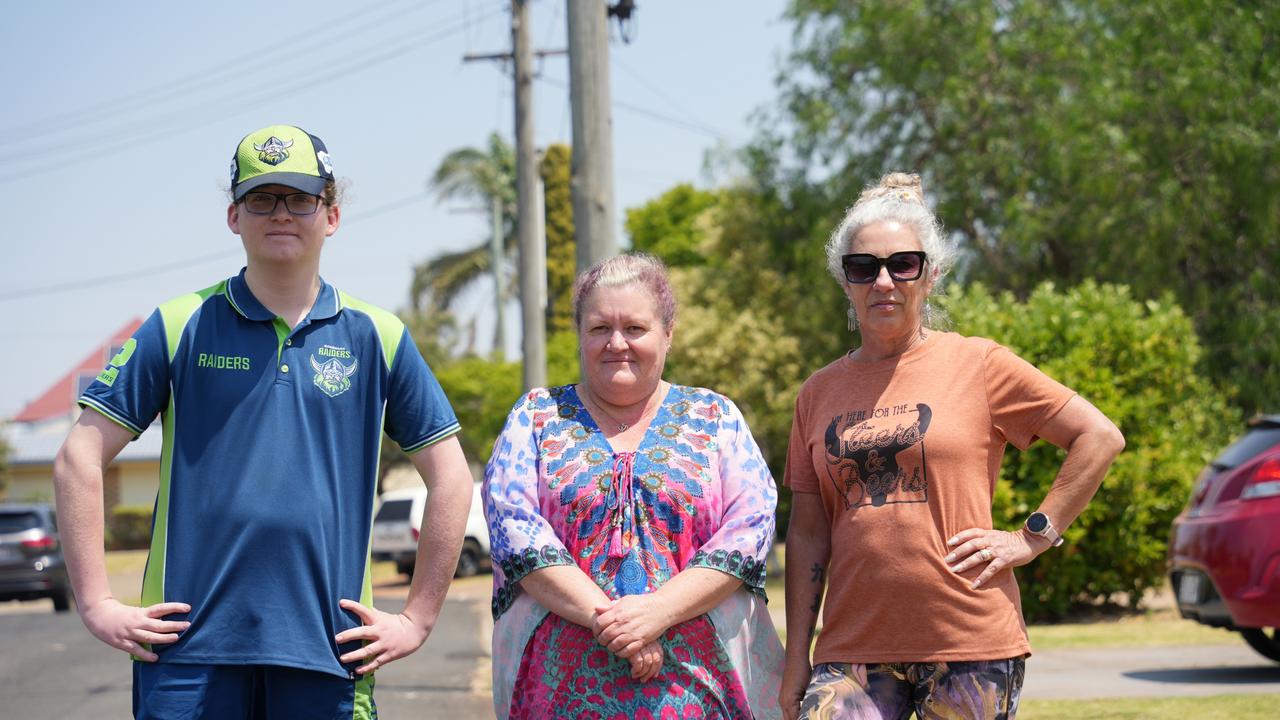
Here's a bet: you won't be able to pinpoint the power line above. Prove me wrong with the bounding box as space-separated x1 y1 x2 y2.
0 0 442 145
0 191 430 303
612 56 723 139
0 3 508 176
536 74 730 141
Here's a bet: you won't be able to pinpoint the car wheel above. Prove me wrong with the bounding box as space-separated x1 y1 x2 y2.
1241 628 1280 663
51 585 72 613
396 560 415 578
455 541 481 578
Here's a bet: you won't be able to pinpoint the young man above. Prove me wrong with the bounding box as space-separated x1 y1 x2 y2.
53 125 473 718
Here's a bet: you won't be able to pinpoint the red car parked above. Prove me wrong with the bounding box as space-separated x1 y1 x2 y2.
1169 414 1280 663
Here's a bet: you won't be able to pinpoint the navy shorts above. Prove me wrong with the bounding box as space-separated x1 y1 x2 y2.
133 662 376 720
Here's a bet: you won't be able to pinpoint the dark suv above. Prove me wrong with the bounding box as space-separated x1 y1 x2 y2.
0 503 72 612
1169 414 1280 663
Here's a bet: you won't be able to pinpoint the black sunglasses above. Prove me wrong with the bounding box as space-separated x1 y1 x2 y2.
841 251 928 284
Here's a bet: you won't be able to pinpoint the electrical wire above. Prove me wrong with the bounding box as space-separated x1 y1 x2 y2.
0 0 442 145
535 74 731 141
0 191 430 302
612 56 724 139
0 3 508 176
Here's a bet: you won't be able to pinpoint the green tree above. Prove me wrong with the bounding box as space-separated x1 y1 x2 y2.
941 281 1238 620
411 133 516 319
626 183 722 268
410 137 577 355
541 145 576 335
759 0 1280 411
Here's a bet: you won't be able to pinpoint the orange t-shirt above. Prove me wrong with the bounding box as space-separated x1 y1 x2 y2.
784 331 1074 663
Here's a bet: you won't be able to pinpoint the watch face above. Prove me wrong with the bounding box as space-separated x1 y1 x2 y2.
1027 512 1049 533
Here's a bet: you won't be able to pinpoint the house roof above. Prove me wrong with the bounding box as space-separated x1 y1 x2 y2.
12 317 142 423
5 413 163 466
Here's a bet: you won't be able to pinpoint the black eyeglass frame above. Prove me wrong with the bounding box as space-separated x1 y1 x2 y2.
239 191 324 216
841 251 929 284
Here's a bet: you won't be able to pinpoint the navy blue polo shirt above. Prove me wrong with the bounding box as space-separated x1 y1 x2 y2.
79 269 459 677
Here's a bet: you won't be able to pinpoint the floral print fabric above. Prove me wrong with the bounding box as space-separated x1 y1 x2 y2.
484 384 783 719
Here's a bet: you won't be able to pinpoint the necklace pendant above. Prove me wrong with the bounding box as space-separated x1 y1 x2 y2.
617 423 628 431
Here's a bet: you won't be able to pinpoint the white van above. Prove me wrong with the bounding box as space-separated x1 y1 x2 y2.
371 483 490 578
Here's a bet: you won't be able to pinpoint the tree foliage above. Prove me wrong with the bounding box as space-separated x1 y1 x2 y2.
404 138 579 466
411 133 516 315
941 280 1238 619
626 183 723 268
763 0 1280 411
541 145 577 335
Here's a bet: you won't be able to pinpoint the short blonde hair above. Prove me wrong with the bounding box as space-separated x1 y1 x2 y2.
572 252 677 330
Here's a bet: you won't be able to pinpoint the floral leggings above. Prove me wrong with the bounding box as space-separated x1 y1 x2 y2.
798 658 1026 720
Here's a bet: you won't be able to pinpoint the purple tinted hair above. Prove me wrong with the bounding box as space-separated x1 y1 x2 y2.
572 252 677 330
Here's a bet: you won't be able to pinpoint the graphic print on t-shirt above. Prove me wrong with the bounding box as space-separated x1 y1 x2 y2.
822 403 932 509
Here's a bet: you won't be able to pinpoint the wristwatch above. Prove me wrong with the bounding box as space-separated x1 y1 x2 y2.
1024 512 1064 547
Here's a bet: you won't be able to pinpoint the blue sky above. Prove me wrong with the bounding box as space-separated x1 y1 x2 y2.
0 0 791 419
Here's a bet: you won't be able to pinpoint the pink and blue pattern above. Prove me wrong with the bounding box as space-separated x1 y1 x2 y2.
484 384 783 719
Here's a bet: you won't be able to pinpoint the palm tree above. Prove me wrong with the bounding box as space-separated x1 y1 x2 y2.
411 133 517 355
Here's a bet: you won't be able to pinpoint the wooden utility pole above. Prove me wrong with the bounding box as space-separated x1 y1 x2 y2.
567 0 617 272
513 0 546 389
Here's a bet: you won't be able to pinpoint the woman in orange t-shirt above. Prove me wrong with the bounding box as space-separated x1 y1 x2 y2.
779 173 1126 720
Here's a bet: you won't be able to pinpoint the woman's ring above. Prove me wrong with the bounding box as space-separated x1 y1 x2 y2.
980 549 993 562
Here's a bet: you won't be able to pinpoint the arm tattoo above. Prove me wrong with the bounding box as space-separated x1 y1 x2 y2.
808 562 825 617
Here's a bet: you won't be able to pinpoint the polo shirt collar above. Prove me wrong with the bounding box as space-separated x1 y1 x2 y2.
225 267 342 323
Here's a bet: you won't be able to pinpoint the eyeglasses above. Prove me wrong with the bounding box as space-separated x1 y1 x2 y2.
240 191 323 216
841 251 928 284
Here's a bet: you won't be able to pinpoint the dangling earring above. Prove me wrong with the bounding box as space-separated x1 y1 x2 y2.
847 305 859 333
923 302 934 328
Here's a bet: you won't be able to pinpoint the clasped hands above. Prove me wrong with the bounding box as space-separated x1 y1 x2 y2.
592 594 671 682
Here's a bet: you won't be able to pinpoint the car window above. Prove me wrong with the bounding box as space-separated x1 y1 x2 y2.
0 512 41 533
374 500 413 523
1214 427 1280 469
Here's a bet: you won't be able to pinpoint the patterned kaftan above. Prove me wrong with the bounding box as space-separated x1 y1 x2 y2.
484 384 783 719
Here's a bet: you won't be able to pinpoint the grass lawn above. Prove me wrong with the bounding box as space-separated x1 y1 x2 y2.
104 548 149 576
1018 693 1280 719
1028 610 1239 650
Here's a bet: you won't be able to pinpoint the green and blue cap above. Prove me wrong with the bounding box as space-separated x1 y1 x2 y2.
230 124 334 200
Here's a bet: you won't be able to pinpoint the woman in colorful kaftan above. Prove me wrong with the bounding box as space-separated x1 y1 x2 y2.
484 253 784 719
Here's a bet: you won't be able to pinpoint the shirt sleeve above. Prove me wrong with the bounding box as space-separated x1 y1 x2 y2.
983 342 1076 450
783 382 821 493
482 390 574 619
77 309 171 438
384 328 461 453
687 396 776 595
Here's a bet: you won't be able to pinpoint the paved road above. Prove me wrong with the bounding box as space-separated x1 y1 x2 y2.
6 584 1279 718
0 582 496 720
1024 642 1280 700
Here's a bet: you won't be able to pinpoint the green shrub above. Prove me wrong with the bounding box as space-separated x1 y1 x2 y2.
940 281 1239 620
106 505 153 551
